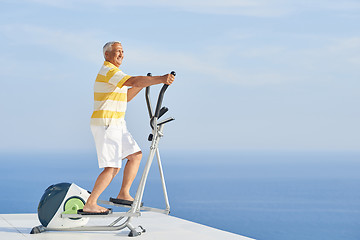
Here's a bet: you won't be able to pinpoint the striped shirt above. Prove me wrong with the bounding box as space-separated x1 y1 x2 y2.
90 61 132 126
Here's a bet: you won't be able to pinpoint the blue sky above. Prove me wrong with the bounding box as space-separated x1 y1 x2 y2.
0 0 359 152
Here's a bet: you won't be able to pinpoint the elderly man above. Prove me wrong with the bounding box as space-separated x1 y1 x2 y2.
83 41 175 214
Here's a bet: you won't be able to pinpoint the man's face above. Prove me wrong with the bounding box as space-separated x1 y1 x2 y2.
105 43 124 67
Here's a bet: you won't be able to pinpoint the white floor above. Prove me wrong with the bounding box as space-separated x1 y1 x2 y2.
0 212 254 240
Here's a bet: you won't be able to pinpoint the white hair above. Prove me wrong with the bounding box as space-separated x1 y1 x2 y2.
103 41 121 58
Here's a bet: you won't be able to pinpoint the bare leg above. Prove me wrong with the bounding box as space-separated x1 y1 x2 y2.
83 167 120 213
117 151 142 201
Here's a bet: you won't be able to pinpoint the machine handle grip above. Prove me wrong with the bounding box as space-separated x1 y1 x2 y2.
154 71 176 118
145 73 153 118
158 107 168 119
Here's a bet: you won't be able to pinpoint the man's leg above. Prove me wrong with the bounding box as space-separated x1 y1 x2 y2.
83 167 120 213
117 151 142 201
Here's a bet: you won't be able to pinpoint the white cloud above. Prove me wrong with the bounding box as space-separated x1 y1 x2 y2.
125 44 298 86
0 24 102 64
21 0 360 17
141 0 290 17
121 34 360 87
1 23 359 88
294 0 360 11
18 0 292 17
327 37 360 53
296 37 360 71
22 0 76 8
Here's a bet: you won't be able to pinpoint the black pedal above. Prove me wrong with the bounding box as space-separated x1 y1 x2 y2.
148 134 153 141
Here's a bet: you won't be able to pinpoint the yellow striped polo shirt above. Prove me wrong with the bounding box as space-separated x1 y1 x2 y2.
90 61 132 126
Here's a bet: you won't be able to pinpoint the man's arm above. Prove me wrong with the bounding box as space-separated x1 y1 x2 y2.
123 74 174 88
127 87 143 102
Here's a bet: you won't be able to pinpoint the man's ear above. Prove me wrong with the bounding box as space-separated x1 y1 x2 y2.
104 51 109 60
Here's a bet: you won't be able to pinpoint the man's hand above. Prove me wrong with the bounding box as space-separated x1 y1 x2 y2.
163 73 175 85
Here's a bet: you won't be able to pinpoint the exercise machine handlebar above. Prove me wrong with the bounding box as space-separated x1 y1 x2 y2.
145 73 153 119
145 71 175 129
154 71 176 119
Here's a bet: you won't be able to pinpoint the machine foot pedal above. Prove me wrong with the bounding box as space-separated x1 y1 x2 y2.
109 197 144 207
77 208 112 215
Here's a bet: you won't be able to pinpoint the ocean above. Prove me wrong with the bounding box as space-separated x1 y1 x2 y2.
0 150 359 240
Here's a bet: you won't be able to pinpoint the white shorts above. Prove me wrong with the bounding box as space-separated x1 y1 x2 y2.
90 121 141 168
